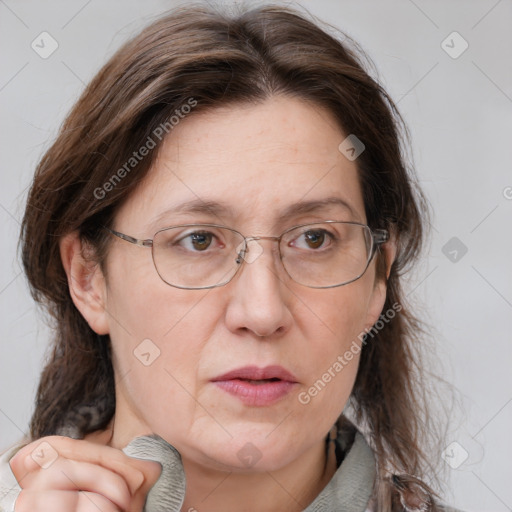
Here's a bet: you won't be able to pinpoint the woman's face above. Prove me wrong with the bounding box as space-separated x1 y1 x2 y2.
97 96 388 471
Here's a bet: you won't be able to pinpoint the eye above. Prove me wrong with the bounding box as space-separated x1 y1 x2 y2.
177 231 220 252
292 229 334 250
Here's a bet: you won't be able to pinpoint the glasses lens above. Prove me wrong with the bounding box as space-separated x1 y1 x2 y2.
280 223 373 287
152 225 244 289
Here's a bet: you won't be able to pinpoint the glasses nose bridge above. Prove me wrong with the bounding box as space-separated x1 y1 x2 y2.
244 234 281 244
237 234 284 269
242 234 282 255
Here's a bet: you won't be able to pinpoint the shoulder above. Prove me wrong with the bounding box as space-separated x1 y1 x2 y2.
333 425 463 512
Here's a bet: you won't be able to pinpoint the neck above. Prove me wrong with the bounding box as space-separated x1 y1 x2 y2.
180 431 337 512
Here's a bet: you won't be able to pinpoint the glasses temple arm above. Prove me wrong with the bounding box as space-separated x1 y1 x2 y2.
105 227 153 247
372 229 389 245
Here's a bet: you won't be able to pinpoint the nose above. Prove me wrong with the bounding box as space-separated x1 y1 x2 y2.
224 238 293 338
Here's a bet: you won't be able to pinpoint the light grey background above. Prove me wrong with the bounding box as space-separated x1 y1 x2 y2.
1 1 511 510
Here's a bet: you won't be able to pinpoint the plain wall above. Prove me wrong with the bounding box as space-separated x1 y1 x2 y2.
1 1 511 510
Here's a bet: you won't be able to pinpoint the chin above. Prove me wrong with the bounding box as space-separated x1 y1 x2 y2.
195 432 299 473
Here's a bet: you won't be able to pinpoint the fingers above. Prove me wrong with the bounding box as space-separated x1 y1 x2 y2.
8 434 162 512
16 489 121 512
19 457 131 511
12 436 146 496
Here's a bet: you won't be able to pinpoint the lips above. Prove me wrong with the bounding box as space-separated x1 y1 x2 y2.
212 365 298 383
211 365 298 406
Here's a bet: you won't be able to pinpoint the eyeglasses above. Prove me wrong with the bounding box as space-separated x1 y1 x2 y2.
105 221 389 290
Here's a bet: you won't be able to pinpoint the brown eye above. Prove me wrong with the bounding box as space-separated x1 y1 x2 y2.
188 232 213 251
304 230 325 249
171 230 218 252
292 229 332 250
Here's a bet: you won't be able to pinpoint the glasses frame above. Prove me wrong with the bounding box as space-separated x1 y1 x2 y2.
105 221 389 290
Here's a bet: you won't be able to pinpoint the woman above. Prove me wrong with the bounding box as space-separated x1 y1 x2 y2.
0 3 459 511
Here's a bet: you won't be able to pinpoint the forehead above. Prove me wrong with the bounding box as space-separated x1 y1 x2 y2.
118 96 366 233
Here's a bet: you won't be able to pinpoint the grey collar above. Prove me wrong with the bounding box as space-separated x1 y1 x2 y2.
304 430 376 511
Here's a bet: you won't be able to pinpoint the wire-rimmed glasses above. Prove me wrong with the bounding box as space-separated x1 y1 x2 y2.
105 221 389 290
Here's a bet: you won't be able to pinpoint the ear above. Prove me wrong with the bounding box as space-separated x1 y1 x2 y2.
382 232 397 280
364 234 397 330
59 232 110 335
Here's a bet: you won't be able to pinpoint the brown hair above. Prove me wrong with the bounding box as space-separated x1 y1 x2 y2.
20 3 442 510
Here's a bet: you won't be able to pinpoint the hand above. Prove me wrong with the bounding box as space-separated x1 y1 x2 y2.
8 430 161 512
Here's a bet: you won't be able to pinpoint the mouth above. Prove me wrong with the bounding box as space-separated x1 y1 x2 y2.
211 365 298 406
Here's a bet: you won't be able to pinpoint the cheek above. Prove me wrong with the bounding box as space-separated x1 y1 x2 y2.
108 299 219 439
295 279 374 416
105 258 219 431
105 247 214 356
303 275 375 355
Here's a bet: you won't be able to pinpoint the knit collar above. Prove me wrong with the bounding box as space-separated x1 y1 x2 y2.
303 430 376 511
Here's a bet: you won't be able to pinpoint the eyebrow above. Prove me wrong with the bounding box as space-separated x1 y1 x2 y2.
149 196 359 229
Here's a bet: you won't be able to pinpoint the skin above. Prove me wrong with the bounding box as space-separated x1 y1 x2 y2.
12 95 395 511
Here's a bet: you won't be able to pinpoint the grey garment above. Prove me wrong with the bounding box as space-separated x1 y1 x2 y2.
304 431 375 511
123 435 186 512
